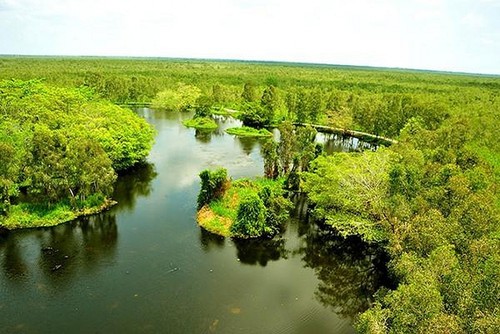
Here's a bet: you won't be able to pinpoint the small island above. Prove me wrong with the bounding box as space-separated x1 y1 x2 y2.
196 168 291 238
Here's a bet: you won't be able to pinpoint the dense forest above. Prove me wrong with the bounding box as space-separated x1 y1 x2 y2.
0 56 498 333
0 78 154 228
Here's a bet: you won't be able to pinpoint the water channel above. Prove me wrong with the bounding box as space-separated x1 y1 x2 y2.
0 109 388 334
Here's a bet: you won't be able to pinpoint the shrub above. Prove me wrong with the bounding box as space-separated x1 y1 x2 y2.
231 193 266 238
197 168 228 209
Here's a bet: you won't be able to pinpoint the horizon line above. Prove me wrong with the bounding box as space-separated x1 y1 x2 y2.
1 53 499 78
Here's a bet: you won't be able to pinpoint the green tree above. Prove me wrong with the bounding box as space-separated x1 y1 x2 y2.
197 168 228 209
241 82 259 102
231 193 266 238
151 83 201 111
278 121 296 175
261 139 279 179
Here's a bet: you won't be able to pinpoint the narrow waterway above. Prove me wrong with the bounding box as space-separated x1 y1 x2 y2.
0 109 387 334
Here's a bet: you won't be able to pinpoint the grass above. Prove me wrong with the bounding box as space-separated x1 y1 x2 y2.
225 126 273 137
182 117 218 130
0 197 117 230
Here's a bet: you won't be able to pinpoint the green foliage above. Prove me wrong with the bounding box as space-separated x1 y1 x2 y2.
261 139 279 179
278 121 296 174
1 196 114 229
151 83 201 111
0 79 154 228
260 85 279 118
197 168 228 209
241 82 260 102
238 102 273 128
225 126 273 137
27 125 116 203
182 117 218 130
231 193 267 238
198 177 291 238
2 57 500 332
302 149 392 243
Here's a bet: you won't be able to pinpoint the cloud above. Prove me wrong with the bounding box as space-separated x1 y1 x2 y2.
461 12 487 29
0 0 499 74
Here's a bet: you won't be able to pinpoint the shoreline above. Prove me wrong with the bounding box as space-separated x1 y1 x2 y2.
0 199 118 231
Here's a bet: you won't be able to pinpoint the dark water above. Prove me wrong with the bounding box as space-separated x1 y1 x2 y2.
0 109 386 334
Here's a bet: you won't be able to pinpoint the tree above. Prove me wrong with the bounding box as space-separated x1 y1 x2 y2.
27 126 116 205
241 82 259 102
278 121 296 175
151 83 201 111
231 193 266 238
261 139 279 179
260 85 279 121
239 102 271 128
197 168 228 209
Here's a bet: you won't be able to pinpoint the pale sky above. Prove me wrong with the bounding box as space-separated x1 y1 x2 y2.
1 0 499 74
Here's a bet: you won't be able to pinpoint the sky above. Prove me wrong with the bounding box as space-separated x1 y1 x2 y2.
0 0 499 74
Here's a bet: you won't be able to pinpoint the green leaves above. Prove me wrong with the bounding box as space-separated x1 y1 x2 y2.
197 168 228 209
302 150 392 243
151 83 201 111
0 80 154 220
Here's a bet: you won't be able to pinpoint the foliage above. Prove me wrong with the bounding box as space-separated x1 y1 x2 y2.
151 83 201 111
0 79 154 228
238 102 274 128
225 126 272 137
302 149 392 243
182 117 218 130
1 196 115 229
2 57 500 331
197 177 291 238
241 82 260 102
261 139 279 179
197 168 228 209
231 193 267 238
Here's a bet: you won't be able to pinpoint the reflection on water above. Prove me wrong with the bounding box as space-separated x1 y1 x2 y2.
0 213 118 290
199 228 225 252
0 109 387 334
317 133 377 154
296 220 389 319
236 136 260 155
114 162 157 211
233 237 288 267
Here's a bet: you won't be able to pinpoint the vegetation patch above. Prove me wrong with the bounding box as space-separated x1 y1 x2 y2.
196 169 291 238
0 80 155 229
225 126 273 138
1 197 117 230
182 117 218 130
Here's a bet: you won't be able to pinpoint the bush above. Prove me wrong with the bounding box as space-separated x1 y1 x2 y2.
197 168 228 209
231 193 267 238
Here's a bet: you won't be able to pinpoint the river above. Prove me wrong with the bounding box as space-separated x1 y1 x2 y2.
0 109 388 334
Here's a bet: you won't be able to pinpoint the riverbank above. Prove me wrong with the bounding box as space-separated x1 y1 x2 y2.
0 198 117 230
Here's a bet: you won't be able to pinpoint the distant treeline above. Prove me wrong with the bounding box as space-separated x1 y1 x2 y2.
1 56 499 140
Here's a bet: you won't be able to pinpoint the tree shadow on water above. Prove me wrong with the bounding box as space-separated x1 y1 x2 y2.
232 237 288 267
199 228 225 252
296 220 391 320
113 162 157 211
0 213 119 290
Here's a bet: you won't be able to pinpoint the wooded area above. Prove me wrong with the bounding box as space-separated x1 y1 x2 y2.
0 56 498 333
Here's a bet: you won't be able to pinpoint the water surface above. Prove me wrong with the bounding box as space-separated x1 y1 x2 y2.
0 109 386 333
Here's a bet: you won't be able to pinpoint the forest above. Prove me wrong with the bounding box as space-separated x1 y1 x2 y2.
0 56 498 333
